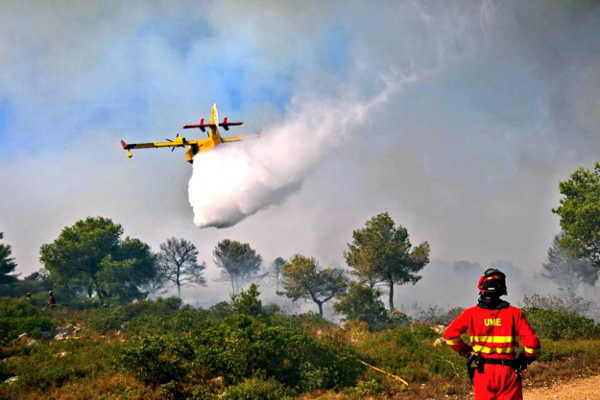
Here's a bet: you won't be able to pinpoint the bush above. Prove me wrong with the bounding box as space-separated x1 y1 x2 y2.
353 324 465 382
2 339 120 392
523 307 600 340
118 314 360 392
0 298 54 344
413 305 463 326
119 333 191 384
523 293 593 315
222 377 294 400
85 297 182 332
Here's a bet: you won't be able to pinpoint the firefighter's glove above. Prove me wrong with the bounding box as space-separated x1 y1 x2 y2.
460 347 473 358
517 352 532 372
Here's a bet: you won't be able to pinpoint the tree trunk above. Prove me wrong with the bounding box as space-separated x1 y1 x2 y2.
317 301 323 317
176 265 182 298
388 281 395 311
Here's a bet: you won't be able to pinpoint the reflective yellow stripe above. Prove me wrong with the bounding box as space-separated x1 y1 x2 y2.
445 338 463 345
470 336 516 344
523 346 540 355
472 345 515 354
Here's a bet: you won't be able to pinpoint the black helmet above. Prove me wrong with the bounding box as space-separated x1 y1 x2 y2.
477 268 507 297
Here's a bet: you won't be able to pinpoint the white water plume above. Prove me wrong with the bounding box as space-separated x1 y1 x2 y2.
188 83 397 228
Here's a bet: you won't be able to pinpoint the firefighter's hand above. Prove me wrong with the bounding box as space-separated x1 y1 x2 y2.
460 348 474 358
517 353 532 371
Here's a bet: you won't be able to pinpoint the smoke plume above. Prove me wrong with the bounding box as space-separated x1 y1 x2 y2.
188 85 395 228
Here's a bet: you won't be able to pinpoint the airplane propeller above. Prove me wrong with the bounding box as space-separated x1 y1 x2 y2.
165 134 180 151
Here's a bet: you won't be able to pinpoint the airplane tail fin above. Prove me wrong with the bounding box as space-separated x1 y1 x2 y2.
210 104 218 126
121 139 132 149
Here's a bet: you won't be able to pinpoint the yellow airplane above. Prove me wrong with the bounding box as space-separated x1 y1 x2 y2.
121 104 247 164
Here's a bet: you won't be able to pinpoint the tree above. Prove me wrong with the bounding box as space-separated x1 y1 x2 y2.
553 162 600 268
39 217 157 302
96 238 157 302
214 239 263 294
279 254 348 317
157 238 206 298
271 257 286 291
0 232 18 284
345 212 430 310
141 268 168 298
333 282 388 328
542 235 598 293
231 283 263 316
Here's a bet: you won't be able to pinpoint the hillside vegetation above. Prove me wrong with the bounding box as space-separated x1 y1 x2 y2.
1 290 600 400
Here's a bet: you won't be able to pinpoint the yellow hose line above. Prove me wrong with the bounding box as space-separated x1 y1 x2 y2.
359 359 409 387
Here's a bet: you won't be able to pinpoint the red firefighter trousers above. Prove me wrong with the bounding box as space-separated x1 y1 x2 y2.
473 363 521 400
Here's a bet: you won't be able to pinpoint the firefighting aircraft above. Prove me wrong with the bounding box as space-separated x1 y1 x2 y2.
120 104 248 164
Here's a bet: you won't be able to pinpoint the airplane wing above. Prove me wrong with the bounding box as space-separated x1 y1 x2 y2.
121 138 186 150
221 136 244 143
221 133 262 143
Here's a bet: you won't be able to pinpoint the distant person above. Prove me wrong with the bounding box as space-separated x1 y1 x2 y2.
48 290 56 309
25 292 32 301
444 268 540 400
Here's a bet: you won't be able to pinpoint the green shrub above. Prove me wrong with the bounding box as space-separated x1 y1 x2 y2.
119 333 191 384
2 339 120 391
523 307 600 340
344 379 383 399
222 377 293 400
354 324 465 382
536 339 600 362
118 314 360 392
85 297 183 333
0 298 54 344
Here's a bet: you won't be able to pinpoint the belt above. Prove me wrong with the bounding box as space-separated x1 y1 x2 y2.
481 358 520 368
467 355 520 382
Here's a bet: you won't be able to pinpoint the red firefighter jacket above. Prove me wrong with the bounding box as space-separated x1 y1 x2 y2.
444 304 540 359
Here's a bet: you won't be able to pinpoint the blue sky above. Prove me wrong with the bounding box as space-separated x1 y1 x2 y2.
2 0 600 308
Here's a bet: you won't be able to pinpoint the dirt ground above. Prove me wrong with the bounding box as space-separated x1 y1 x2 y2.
524 374 600 400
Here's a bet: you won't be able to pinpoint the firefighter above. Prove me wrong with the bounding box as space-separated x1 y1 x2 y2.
444 268 540 400
48 290 56 309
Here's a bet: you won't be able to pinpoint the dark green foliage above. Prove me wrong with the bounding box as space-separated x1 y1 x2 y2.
279 255 348 317
0 232 18 285
118 313 360 392
222 377 294 400
334 282 389 329
0 298 54 344
0 278 52 299
40 217 157 302
553 162 600 268
120 334 191 383
85 297 182 333
523 307 600 340
345 212 430 310
231 283 264 316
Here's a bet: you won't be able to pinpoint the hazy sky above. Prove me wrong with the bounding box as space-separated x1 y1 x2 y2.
2 0 600 311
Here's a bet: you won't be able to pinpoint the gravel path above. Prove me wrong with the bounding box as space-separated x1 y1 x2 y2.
524 375 600 400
